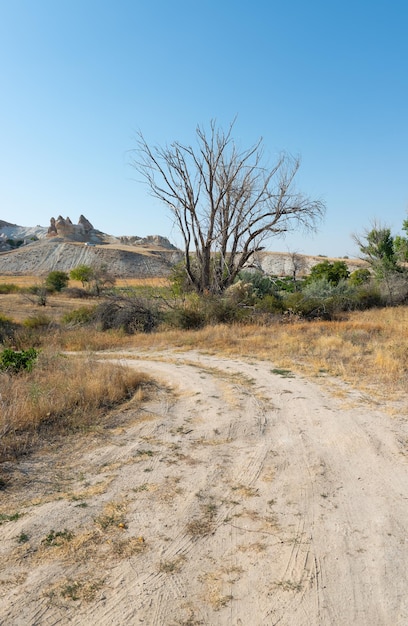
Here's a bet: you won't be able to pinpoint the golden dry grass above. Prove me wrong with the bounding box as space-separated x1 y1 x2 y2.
0 350 150 463
114 277 170 288
1 276 408 458
0 293 96 324
0 275 40 287
123 307 408 402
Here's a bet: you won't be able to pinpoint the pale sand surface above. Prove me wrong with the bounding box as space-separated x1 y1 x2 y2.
1 349 408 625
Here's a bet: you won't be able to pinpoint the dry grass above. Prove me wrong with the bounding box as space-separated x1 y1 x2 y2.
114 277 170 288
0 275 40 287
1 276 408 440
0 293 96 325
0 349 150 463
123 307 408 401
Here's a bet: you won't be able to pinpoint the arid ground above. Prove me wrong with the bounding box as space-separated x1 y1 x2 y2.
1 348 408 625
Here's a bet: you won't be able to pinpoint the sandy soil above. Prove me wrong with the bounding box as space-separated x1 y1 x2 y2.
1 349 408 625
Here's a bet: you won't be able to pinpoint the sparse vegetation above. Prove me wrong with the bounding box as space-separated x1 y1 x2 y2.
0 348 150 463
0 249 407 472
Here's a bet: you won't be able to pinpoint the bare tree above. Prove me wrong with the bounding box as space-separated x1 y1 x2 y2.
132 120 325 294
288 250 307 289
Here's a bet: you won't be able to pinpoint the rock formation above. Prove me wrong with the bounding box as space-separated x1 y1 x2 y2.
119 234 177 250
47 215 95 241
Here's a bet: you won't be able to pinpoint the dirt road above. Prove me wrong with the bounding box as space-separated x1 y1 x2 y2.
1 349 408 625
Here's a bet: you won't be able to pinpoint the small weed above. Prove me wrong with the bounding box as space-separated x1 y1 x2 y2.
95 502 127 530
136 449 154 457
17 532 29 544
271 368 294 378
111 536 146 557
231 484 259 498
58 577 105 602
133 483 149 492
42 529 74 546
186 518 214 537
203 503 217 518
158 556 186 573
0 512 21 524
274 579 302 592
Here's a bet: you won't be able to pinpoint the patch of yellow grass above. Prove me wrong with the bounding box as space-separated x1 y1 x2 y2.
114 277 170 288
124 306 408 401
0 350 151 462
0 275 39 287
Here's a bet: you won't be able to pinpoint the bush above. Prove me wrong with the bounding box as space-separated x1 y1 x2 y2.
92 298 160 333
45 271 69 293
0 347 38 373
0 315 17 344
238 271 278 299
307 260 350 285
69 265 94 286
23 284 48 306
63 287 93 299
282 292 324 319
23 314 52 329
349 268 371 286
62 307 95 326
165 293 250 329
165 304 206 330
255 294 284 314
0 283 20 294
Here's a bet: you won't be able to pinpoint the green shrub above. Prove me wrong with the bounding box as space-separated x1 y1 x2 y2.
0 283 20 294
255 294 284 313
69 265 94 286
282 292 324 318
307 260 350 285
0 347 38 373
238 271 278 299
6 239 24 248
62 307 95 326
23 314 52 329
45 271 69 293
165 294 250 329
165 302 206 330
349 268 371 286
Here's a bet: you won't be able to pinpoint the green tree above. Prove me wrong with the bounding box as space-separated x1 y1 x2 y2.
308 260 350 285
349 268 371 286
353 224 399 279
70 265 94 287
45 271 69 292
353 223 405 304
69 264 115 295
393 219 408 262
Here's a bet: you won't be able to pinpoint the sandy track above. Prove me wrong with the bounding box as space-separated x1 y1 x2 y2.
1 349 408 625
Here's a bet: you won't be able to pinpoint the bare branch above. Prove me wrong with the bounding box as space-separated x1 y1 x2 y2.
130 121 325 293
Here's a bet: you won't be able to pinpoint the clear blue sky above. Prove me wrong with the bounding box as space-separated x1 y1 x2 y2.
1 0 407 257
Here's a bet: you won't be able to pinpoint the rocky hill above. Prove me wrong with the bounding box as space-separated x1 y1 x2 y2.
0 216 363 278
0 216 182 277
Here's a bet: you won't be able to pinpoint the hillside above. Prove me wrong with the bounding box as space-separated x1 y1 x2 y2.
0 217 364 278
0 240 182 278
